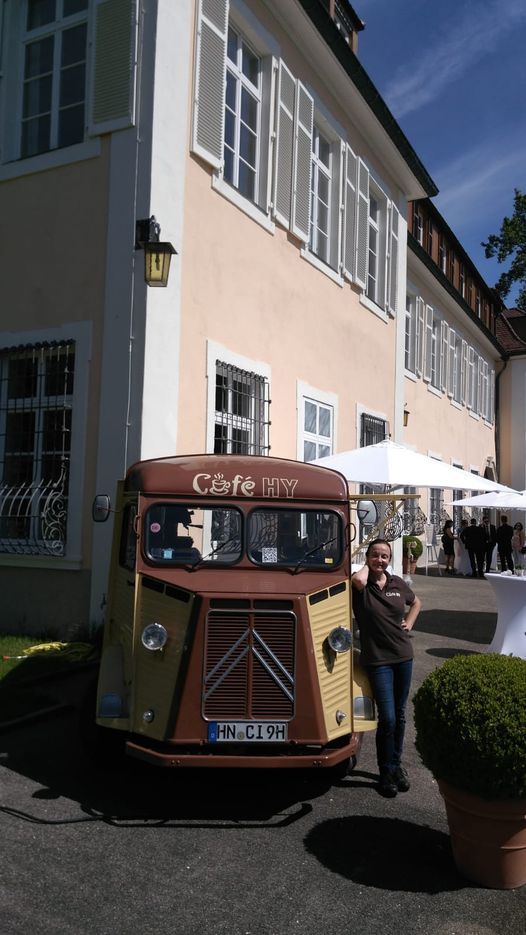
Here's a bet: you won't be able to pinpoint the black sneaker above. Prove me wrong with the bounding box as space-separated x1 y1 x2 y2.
378 772 398 797
393 765 410 792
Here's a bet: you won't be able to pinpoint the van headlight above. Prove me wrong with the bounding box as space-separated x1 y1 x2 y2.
141 622 168 651
328 626 353 653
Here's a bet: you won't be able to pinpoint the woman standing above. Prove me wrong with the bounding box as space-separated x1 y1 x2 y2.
352 539 422 797
511 522 525 570
441 520 456 574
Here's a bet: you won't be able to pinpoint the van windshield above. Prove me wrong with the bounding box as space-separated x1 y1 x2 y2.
145 504 242 565
247 509 343 568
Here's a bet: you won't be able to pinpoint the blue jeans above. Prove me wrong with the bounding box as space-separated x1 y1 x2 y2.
366 660 413 775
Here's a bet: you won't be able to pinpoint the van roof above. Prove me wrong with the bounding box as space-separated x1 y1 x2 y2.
124 454 349 501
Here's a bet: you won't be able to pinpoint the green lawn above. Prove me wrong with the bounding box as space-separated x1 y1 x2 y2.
0 634 99 723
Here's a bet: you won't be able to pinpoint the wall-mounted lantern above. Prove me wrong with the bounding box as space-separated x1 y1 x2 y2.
403 406 410 428
135 216 177 287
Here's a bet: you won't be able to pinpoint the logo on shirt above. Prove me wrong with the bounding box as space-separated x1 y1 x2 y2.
385 590 401 598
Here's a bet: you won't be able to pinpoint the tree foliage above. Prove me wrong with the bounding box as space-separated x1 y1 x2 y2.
482 189 526 311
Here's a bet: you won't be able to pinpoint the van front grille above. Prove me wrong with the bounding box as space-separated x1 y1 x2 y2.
203 611 296 719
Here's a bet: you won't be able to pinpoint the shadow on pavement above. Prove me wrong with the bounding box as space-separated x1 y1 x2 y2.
0 706 339 829
415 609 496 644
304 815 465 893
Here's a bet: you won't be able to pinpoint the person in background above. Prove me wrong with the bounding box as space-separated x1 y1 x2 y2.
496 515 514 573
455 518 472 576
351 539 422 798
512 522 525 570
462 517 485 578
441 520 456 574
481 514 497 574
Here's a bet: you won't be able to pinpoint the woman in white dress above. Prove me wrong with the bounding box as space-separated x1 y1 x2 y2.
455 519 472 576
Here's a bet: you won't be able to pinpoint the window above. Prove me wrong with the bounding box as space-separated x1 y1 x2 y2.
427 221 433 256
360 412 386 447
453 335 463 403
430 317 440 389
459 264 466 299
247 508 342 567
119 501 137 571
438 235 446 274
21 0 89 158
145 503 242 566
413 204 423 245
309 126 332 264
214 360 269 455
224 25 261 203
302 397 333 462
0 341 74 555
429 487 443 534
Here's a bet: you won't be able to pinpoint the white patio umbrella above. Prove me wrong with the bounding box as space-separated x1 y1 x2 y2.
312 440 512 492
449 490 526 509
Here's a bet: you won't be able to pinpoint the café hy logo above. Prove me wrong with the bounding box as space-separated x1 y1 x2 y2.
192 472 299 498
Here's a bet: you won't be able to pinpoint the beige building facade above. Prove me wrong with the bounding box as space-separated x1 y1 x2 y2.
0 0 504 632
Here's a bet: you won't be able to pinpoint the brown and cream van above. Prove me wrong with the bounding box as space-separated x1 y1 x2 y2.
89 454 376 773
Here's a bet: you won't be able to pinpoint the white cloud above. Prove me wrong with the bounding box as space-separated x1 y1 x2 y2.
384 0 526 118
433 135 526 227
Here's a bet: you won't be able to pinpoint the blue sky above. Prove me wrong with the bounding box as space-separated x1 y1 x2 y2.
356 0 526 307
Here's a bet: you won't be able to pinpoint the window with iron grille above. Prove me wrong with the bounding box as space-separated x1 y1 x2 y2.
359 413 387 539
360 413 386 448
0 341 74 555
214 361 270 455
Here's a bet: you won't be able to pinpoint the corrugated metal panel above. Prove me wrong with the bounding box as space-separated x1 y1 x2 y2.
308 583 351 740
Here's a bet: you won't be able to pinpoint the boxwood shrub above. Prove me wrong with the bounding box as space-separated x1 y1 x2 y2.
413 653 526 800
402 535 423 560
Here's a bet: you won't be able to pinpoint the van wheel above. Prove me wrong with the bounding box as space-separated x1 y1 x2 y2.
332 755 357 780
79 675 126 768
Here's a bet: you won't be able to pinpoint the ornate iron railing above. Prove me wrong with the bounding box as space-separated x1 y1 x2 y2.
0 460 68 556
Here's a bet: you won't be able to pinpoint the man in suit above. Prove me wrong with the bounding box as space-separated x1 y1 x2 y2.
481 515 497 573
496 515 514 573
462 518 485 577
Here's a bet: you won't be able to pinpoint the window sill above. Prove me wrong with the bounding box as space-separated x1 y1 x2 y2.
404 370 418 382
0 554 82 570
450 399 463 411
359 293 389 322
0 139 101 182
426 383 442 398
300 247 343 285
212 174 275 233
468 408 480 422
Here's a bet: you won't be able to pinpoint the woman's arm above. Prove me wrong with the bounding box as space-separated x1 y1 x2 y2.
351 564 369 591
401 595 422 631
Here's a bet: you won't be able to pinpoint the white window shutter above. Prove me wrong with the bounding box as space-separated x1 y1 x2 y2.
416 297 425 377
423 304 433 382
448 328 455 397
489 368 495 423
387 203 400 315
88 0 138 135
461 340 468 405
467 346 475 408
291 80 313 243
354 158 369 289
440 320 448 392
272 59 296 228
342 143 357 280
191 0 229 168
329 141 343 271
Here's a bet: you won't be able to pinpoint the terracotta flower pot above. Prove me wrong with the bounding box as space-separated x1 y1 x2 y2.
438 779 526 889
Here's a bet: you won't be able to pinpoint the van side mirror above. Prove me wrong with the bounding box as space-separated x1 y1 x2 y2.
92 495 111 523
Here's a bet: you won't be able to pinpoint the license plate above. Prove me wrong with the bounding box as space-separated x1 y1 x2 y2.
208 721 288 742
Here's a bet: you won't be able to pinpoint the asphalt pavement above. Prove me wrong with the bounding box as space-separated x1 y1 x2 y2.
1 569 525 934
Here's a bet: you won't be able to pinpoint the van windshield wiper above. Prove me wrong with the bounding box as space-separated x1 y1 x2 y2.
291 536 338 574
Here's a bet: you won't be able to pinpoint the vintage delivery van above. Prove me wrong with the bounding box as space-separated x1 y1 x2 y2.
89 454 377 772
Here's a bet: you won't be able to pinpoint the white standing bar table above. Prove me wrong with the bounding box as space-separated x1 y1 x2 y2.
484 573 526 659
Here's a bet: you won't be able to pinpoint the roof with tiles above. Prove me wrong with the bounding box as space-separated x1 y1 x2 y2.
496 308 526 355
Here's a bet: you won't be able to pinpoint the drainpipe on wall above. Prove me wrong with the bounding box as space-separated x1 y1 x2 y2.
494 355 509 480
